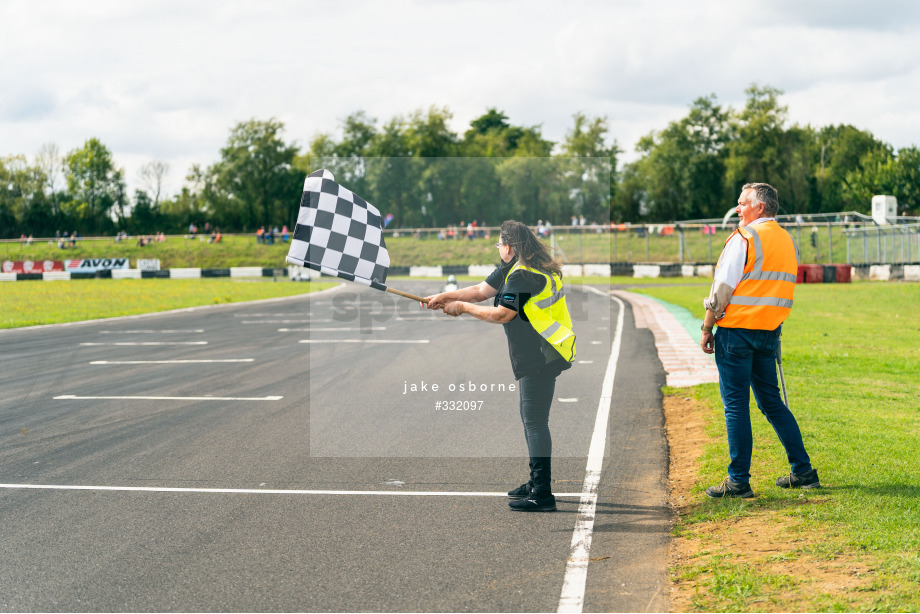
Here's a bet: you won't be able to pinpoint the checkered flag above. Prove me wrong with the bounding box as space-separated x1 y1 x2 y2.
286 169 390 290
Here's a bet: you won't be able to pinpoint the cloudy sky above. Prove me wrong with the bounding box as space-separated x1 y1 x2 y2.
2 0 919 197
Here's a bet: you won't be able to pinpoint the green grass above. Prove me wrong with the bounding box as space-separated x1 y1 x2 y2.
2 235 294 270
3 223 894 267
635 282 920 611
392 274 709 286
0 278 336 328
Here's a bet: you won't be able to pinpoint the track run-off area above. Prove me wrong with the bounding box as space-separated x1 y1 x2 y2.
0 281 671 612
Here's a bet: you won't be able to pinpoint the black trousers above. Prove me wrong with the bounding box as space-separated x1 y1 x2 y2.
517 369 558 495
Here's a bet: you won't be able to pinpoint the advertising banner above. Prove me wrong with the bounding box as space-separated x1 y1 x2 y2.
137 259 161 271
64 258 130 273
1 260 65 274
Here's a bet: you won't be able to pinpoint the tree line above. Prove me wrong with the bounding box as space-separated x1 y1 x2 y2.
2 84 917 239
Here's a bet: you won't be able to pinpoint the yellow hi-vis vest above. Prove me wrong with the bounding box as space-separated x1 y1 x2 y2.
718 220 799 331
504 263 576 362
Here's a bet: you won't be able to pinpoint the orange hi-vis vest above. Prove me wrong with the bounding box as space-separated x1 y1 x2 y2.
718 220 799 331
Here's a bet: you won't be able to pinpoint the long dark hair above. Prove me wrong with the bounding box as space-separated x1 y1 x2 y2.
500 220 562 278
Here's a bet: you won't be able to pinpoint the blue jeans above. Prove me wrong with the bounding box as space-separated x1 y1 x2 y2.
518 371 557 495
714 326 812 483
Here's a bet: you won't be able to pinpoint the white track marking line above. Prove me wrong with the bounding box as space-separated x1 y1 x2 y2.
298 340 429 344
0 483 584 496
240 319 324 324
584 286 611 297
557 292 625 614
90 360 254 364
54 395 282 401
279 327 386 332
98 330 204 334
233 313 309 317
79 342 208 346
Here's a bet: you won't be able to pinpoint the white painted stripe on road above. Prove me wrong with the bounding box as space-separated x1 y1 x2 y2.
98 330 204 334
79 342 208 346
54 395 282 401
557 292 625 614
0 483 584 497
558 398 579 402
577 360 594 364
90 360 254 364
240 320 315 324
234 313 307 317
299 340 429 344
279 327 386 332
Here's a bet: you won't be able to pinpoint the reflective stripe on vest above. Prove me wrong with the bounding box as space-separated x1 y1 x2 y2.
718 221 798 331
504 263 576 362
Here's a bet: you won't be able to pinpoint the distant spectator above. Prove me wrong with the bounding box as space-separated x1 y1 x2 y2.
256 226 265 244
281 225 289 242
204 221 210 234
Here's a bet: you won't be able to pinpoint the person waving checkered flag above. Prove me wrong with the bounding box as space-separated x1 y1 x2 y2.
286 169 424 302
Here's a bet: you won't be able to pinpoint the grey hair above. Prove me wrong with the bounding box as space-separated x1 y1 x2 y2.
742 182 779 217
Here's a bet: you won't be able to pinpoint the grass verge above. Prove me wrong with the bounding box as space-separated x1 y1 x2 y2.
634 282 920 612
3 224 860 267
0 279 337 329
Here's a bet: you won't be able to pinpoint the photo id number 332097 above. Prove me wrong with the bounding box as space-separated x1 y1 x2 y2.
436 400 483 411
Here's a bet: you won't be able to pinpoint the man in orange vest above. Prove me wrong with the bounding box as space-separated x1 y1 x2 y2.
700 182 820 498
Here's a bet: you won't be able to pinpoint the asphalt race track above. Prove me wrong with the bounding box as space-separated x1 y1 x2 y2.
0 280 670 612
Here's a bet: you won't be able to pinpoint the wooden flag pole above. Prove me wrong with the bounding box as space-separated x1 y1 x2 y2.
386 286 429 303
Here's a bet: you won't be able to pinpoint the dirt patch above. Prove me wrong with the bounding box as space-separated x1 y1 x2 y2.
663 394 882 612
663 394 708 519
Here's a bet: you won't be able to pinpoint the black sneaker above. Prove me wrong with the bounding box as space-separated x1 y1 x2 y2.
507 483 532 499
776 468 821 489
705 477 755 499
508 493 556 512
